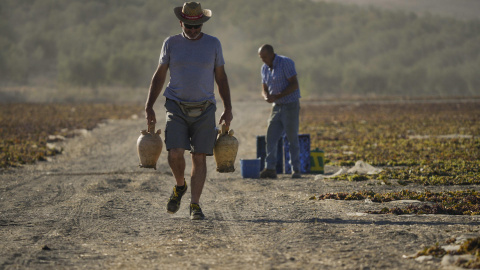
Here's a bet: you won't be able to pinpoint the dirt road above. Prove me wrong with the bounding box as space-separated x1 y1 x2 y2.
1 100 479 269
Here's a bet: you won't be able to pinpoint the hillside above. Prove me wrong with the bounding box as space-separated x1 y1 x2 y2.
319 0 480 21
1 0 479 100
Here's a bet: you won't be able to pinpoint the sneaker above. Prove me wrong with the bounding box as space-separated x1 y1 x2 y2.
190 203 205 220
166 183 187 214
260 169 277 179
292 171 302 179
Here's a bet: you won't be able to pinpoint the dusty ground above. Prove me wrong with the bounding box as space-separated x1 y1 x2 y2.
1 100 479 269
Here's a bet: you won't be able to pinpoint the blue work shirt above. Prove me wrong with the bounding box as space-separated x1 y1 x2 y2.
261 54 301 105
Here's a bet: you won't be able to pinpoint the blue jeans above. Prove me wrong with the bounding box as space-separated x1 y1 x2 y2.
265 100 300 172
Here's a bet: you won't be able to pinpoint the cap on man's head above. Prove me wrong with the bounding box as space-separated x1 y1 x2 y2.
174 2 211 25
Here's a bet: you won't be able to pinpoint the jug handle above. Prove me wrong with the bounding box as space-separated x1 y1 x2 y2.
221 123 229 135
148 123 155 134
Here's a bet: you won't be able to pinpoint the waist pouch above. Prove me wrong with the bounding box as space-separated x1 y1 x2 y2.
174 100 212 117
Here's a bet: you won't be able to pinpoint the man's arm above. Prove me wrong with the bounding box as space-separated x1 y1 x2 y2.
145 63 169 125
265 75 299 103
214 65 233 126
262 83 269 100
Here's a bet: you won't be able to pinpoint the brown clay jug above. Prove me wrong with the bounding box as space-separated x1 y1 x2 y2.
213 124 239 173
137 123 163 169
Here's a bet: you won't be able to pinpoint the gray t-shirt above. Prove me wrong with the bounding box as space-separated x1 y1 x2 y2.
160 33 225 104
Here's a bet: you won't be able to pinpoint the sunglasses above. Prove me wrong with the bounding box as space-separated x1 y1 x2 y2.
184 24 203 29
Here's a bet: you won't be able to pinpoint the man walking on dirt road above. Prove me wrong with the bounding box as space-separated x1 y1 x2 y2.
258 44 301 179
145 2 233 220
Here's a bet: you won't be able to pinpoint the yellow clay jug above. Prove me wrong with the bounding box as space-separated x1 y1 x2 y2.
213 124 239 173
137 123 163 169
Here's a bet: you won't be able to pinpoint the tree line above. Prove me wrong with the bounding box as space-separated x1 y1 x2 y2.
1 0 479 97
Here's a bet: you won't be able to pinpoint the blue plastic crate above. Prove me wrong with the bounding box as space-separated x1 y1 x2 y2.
284 134 311 174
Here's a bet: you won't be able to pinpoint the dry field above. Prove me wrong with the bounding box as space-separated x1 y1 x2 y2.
0 103 142 169
1 98 480 269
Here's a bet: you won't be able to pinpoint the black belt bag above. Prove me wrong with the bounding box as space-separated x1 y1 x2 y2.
174 100 212 117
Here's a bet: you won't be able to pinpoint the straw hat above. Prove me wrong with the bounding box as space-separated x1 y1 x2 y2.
174 2 212 25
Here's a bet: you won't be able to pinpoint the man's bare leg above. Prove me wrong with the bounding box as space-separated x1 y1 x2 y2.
168 148 186 186
190 153 207 204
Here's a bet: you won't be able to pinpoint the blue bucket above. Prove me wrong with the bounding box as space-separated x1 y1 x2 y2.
240 158 261 179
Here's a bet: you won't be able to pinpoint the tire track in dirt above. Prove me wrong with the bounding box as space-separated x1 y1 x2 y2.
200 174 320 268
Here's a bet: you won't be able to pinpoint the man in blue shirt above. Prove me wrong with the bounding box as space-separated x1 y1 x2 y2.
145 2 233 220
258 44 301 179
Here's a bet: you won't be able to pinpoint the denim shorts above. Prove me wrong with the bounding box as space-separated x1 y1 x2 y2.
164 99 217 155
